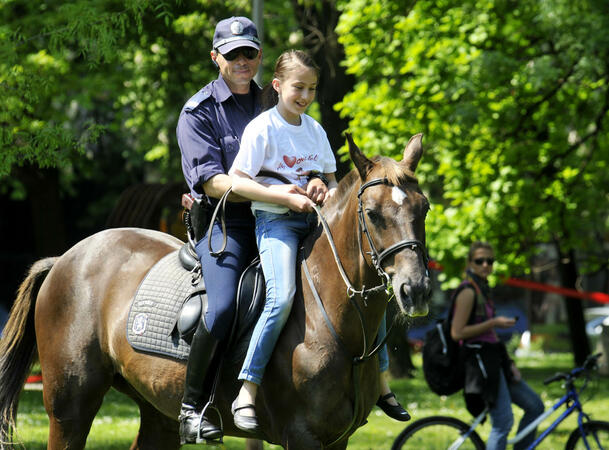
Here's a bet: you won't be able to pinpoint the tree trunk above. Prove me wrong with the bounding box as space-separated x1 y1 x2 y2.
245 439 263 450
291 0 354 179
556 245 590 366
17 166 67 256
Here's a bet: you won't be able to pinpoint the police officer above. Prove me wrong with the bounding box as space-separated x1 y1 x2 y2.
176 16 263 444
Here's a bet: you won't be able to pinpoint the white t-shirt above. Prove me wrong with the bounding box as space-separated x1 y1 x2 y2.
230 106 337 213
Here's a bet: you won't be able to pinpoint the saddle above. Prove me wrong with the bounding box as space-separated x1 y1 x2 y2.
175 242 265 348
126 243 265 361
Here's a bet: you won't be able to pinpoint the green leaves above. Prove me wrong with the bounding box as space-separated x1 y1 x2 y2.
337 0 609 282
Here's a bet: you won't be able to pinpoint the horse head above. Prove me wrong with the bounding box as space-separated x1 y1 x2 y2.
346 133 432 317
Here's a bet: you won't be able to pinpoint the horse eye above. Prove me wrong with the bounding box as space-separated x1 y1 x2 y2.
365 209 381 223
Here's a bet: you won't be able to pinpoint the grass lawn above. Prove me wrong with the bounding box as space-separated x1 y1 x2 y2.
12 352 608 449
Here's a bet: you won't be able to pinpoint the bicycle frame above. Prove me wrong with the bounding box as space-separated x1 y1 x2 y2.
419 354 603 450
448 409 488 450
451 381 591 450
509 382 587 449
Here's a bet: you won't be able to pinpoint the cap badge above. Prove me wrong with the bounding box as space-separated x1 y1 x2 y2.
230 20 244 35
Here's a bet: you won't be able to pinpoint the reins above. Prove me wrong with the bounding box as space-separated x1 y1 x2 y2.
206 170 293 257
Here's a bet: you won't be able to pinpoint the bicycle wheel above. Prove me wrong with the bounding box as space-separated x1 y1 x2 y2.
565 420 609 450
392 415 485 450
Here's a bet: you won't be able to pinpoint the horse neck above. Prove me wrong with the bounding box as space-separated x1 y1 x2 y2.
304 179 388 351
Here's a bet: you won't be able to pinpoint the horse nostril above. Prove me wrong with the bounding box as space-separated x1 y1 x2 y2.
425 278 432 298
400 284 413 305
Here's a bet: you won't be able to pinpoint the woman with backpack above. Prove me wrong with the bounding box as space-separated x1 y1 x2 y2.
451 241 544 450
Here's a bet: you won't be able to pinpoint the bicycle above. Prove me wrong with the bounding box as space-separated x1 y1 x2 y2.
392 353 608 449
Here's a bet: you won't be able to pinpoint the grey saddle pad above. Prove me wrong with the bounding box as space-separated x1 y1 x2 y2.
126 250 198 360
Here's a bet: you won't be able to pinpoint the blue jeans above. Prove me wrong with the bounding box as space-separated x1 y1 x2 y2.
487 370 545 450
239 210 314 385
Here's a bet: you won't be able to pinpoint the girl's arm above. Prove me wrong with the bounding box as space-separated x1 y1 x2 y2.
450 288 516 341
232 169 315 212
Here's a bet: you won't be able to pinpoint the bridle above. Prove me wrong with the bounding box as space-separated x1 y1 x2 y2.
356 178 429 290
307 177 429 299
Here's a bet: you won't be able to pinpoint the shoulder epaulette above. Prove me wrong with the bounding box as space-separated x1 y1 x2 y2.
184 87 212 112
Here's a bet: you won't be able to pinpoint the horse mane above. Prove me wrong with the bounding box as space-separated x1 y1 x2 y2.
371 155 418 186
322 156 418 219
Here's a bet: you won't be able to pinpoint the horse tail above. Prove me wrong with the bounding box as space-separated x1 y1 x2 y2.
0 257 58 444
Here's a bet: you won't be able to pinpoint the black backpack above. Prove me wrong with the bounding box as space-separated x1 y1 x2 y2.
422 281 478 396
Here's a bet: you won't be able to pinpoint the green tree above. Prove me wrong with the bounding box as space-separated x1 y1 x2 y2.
0 0 278 244
0 0 348 209
0 0 252 183
336 0 609 364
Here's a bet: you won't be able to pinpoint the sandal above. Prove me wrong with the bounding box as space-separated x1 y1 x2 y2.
231 399 261 433
376 392 411 422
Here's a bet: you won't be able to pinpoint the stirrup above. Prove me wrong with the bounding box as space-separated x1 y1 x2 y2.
179 403 223 445
197 401 223 444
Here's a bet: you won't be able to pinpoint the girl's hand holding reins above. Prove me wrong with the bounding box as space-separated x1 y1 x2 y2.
306 178 328 205
286 193 315 212
268 183 307 196
324 187 337 203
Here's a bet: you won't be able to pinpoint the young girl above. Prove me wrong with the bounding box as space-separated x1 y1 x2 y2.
228 49 337 432
229 49 408 432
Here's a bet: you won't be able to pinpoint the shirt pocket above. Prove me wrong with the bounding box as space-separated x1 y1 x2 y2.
220 135 240 167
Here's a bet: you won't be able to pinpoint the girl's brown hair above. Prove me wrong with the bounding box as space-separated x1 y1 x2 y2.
261 49 320 110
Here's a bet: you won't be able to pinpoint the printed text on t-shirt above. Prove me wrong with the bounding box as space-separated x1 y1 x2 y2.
278 154 319 169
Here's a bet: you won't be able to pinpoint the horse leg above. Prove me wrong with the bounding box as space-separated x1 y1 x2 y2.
44 372 112 450
246 438 264 450
129 400 180 450
37 291 114 448
283 431 346 450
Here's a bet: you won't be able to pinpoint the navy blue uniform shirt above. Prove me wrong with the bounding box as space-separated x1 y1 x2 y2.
177 74 261 221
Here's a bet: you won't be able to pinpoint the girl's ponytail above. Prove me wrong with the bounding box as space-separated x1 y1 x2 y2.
261 83 279 111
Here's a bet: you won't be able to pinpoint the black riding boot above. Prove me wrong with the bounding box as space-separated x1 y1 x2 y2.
179 321 223 444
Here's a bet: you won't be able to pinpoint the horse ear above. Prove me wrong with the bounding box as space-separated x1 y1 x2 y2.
401 133 424 172
346 132 374 179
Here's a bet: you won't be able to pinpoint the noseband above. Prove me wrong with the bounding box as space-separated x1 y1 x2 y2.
356 178 430 289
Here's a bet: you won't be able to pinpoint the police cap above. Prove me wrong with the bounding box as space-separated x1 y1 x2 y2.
213 16 260 55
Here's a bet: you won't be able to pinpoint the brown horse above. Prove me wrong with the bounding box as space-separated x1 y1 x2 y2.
0 134 431 449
